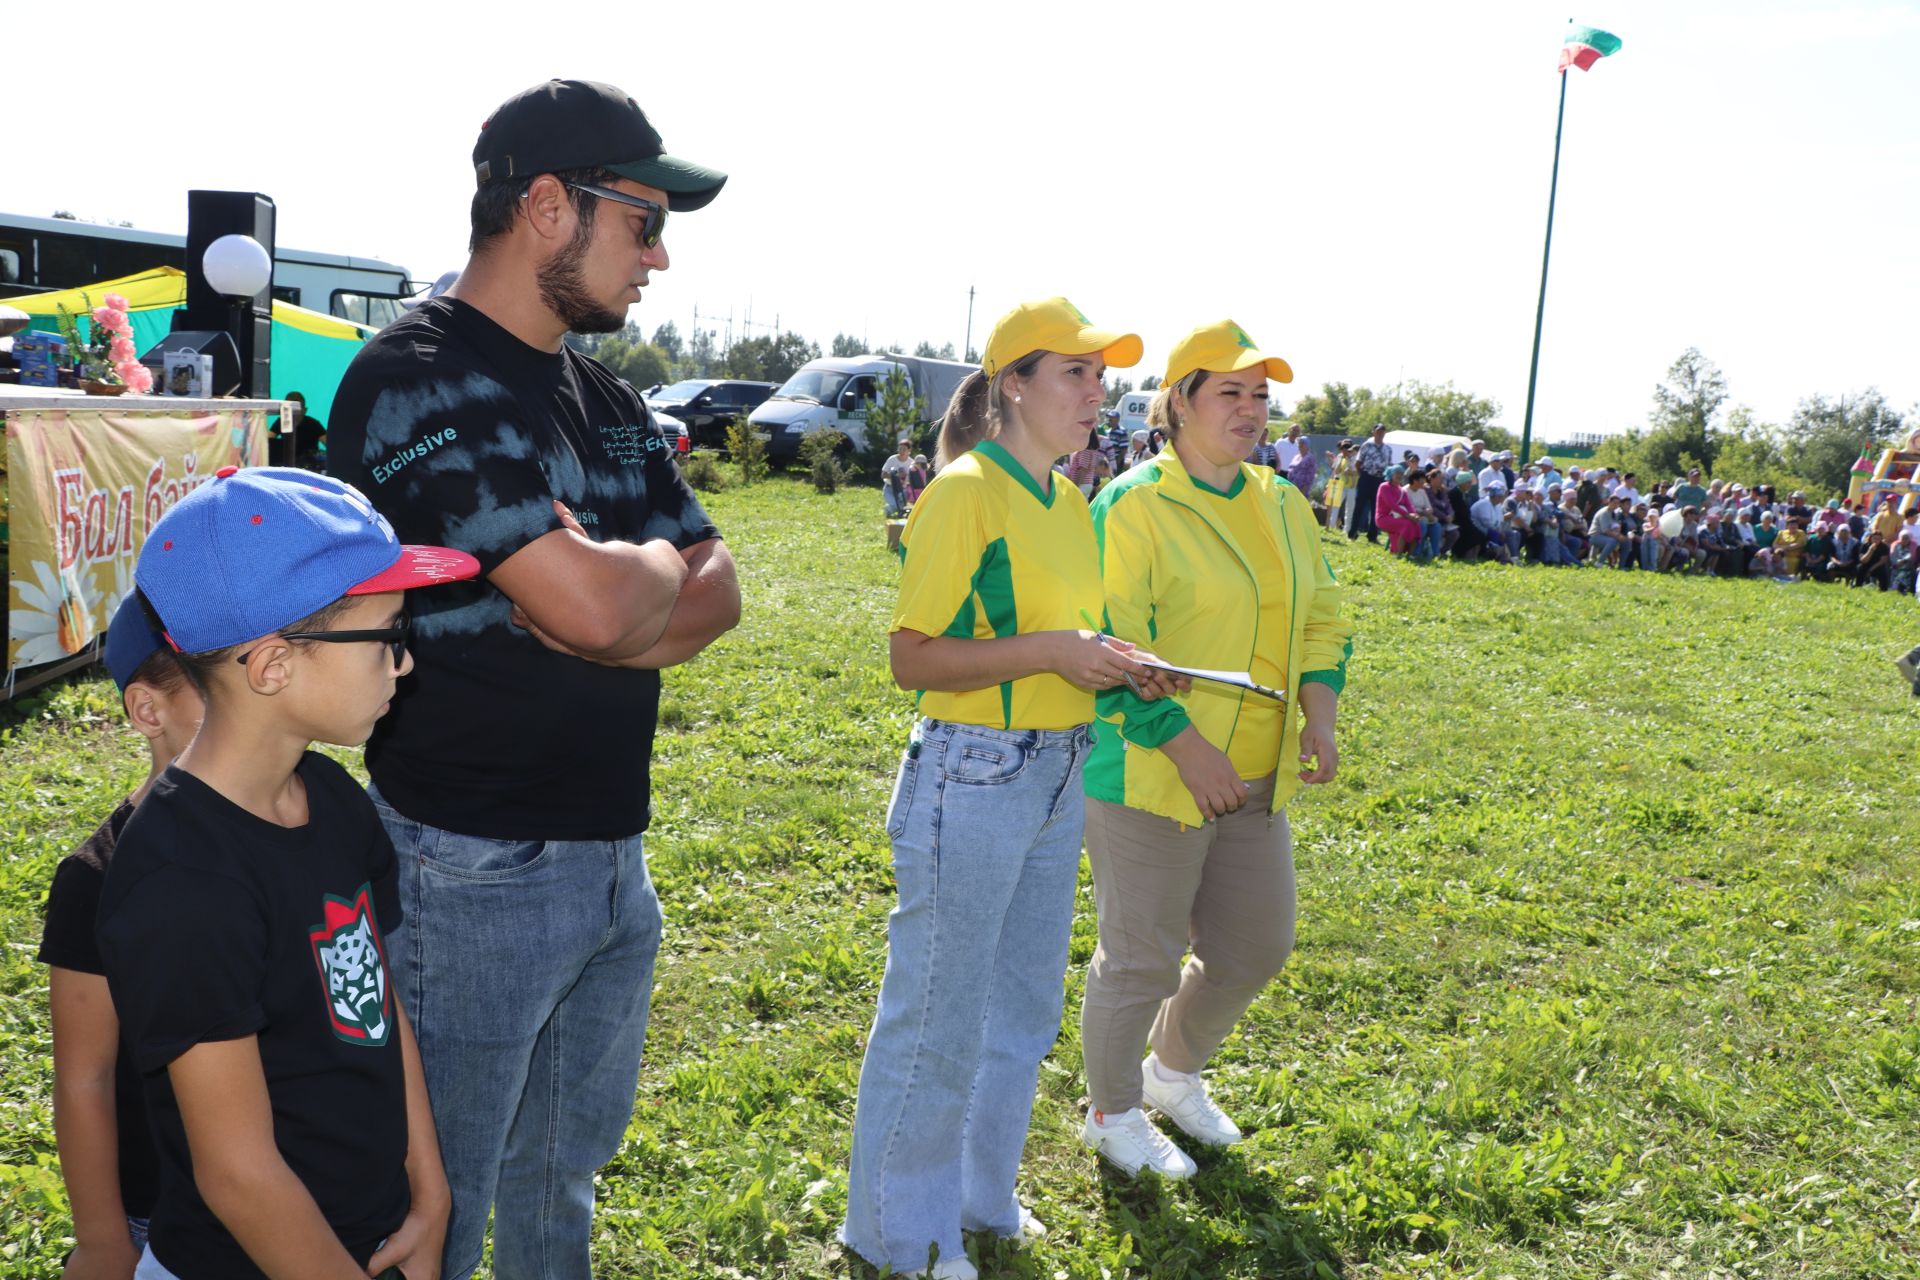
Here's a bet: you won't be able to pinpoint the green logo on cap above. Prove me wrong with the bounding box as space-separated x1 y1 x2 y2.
1232 326 1255 349
1067 300 1091 324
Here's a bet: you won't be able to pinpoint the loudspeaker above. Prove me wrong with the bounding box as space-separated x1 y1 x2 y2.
176 191 275 398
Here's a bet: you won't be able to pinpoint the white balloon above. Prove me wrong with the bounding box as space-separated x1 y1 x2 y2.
202 234 272 297
1659 509 1685 538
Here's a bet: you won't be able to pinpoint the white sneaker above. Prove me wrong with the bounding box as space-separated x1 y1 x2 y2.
923 1256 977 1280
1081 1106 1198 1179
1140 1053 1244 1147
1009 1203 1046 1248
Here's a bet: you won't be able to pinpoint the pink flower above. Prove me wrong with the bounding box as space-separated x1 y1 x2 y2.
109 335 136 361
118 361 153 393
92 306 131 336
103 293 130 310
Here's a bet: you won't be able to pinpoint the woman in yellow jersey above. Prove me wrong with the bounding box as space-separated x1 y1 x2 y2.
1078 320 1354 1180
841 298 1175 1280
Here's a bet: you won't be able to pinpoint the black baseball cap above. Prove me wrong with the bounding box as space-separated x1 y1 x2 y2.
473 79 728 212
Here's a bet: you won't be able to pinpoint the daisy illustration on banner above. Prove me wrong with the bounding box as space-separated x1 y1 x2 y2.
11 559 96 666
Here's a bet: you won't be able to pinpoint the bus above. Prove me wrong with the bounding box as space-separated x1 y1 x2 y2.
0 211 414 328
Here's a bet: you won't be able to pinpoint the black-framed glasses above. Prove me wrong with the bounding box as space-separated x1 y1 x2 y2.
560 181 668 248
235 613 409 668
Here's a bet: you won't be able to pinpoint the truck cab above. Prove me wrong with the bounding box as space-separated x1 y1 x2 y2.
750 355 974 461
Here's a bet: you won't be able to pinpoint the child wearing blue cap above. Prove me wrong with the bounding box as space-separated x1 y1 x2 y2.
95 466 479 1280
37 598 203 1279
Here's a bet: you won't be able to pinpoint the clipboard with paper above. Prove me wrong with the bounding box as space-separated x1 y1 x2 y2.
1079 609 1289 705
1133 659 1288 704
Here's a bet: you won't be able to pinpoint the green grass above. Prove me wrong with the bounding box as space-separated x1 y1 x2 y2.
4 474 1918 1278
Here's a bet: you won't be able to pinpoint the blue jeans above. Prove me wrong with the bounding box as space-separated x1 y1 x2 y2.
1589 532 1619 565
1418 520 1443 560
370 786 662 1280
841 719 1090 1275
135 1245 176 1280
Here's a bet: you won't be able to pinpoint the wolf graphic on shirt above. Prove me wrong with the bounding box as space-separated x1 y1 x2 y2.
308 884 392 1046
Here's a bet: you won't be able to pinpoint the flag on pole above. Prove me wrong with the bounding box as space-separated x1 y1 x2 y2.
1559 25 1622 72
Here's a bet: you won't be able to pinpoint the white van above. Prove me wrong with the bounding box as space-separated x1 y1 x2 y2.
1116 390 1153 438
1382 429 1471 463
750 354 977 460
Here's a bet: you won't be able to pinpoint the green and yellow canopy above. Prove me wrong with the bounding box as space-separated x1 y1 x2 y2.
2 267 375 424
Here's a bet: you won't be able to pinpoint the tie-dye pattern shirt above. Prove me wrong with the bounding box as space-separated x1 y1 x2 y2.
328 299 719 840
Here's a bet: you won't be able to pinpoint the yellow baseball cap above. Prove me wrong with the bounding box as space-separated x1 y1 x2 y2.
980 297 1143 380
1162 319 1293 387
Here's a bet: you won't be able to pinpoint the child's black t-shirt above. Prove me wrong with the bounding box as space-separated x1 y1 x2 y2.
96 754 408 1277
36 798 159 1218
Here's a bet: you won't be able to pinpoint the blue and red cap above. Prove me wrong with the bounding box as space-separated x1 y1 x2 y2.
104 593 168 692
136 466 479 654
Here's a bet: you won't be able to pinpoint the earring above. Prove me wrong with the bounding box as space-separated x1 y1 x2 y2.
1014 395 1023 403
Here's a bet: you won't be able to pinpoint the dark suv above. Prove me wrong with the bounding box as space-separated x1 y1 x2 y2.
644 379 777 449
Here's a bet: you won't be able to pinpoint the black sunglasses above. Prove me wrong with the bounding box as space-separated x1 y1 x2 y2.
559 181 668 248
235 613 410 668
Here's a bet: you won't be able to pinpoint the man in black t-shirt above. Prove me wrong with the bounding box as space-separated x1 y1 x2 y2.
326 79 737 1280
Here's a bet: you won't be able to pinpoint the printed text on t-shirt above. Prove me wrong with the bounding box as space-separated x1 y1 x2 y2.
599 423 668 466
372 427 460 485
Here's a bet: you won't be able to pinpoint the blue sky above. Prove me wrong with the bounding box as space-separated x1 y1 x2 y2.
9 0 1916 437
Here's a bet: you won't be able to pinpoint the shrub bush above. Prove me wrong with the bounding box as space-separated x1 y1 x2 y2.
725 416 768 486
681 451 729 493
851 367 929 481
799 428 849 494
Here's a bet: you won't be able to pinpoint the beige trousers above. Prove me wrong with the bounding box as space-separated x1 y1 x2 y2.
1079 774 1296 1114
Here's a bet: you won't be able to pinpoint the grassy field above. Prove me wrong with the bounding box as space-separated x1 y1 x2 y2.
4 474 1918 1279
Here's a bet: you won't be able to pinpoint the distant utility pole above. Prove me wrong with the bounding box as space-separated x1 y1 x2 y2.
964 286 975 364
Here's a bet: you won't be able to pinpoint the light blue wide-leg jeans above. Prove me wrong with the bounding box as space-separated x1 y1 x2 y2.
841 719 1090 1276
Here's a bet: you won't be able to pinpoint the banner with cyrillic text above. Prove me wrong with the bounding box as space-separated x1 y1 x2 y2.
6 407 268 676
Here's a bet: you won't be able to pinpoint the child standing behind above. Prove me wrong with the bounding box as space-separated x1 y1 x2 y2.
38 600 204 1280
97 467 478 1280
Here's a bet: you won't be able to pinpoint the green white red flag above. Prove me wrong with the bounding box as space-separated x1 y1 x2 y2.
1559 26 1622 72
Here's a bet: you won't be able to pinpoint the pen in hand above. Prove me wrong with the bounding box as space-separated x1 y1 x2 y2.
1080 609 1145 697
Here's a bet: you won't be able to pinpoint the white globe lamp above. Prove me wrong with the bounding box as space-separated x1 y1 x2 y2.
202 234 272 298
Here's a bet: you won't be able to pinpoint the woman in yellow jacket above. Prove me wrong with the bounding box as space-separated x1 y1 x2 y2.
1079 320 1354 1180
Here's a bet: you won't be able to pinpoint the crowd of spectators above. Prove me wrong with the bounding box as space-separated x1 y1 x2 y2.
1321 438 1920 596
1016 418 1920 603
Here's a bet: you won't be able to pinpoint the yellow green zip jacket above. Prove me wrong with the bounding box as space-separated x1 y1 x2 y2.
1085 445 1354 825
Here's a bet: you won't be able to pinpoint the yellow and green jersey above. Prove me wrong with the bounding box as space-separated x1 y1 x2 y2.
1085 445 1354 826
1189 471 1293 780
890 440 1102 730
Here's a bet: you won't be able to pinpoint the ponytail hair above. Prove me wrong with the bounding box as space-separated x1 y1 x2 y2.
1148 369 1210 437
936 352 1044 469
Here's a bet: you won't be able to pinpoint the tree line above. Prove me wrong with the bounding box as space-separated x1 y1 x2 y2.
1581 349 1905 500
1277 349 1905 500
572 320 1907 500
569 321 980 392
